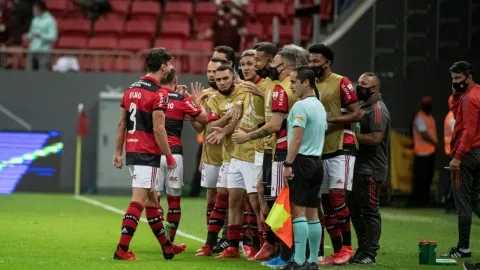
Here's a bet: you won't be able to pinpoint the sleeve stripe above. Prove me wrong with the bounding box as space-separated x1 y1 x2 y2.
374 103 381 125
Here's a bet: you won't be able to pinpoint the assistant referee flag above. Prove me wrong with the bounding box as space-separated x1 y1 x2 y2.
265 187 293 248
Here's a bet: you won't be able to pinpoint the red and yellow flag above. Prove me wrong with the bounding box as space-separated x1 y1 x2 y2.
265 187 293 248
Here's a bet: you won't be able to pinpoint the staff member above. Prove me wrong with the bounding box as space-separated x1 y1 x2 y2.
447 61 480 258
282 66 327 270
348 72 390 264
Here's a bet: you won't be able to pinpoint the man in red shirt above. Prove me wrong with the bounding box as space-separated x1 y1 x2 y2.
447 61 480 258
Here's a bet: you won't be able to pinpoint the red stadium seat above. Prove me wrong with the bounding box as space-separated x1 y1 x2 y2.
267 23 293 46
163 2 193 21
118 37 150 51
244 3 257 22
59 18 91 36
246 22 264 40
88 37 118 50
161 20 190 39
105 0 130 20
94 18 124 38
194 2 217 24
65 1 84 18
256 3 286 26
154 38 184 70
131 1 161 21
183 40 212 74
45 0 67 18
57 36 88 49
124 19 158 39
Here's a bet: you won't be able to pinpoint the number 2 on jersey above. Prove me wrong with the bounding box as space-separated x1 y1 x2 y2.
128 103 137 134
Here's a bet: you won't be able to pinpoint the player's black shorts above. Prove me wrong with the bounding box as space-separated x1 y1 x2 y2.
289 154 323 208
262 149 273 197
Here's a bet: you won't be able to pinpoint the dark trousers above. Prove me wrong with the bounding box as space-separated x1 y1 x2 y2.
348 173 382 258
451 150 480 249
189 143 203 197
409 154 435 207
445 154 456 211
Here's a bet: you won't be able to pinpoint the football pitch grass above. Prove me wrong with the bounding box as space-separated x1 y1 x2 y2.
1 193 479 269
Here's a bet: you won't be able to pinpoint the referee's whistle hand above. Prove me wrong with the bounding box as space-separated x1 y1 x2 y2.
283 167 293 186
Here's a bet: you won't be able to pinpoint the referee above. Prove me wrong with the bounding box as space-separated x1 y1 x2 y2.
348 72 390 264
282 66 327 270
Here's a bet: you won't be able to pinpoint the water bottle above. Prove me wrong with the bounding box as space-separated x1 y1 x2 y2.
419 239 429 264
428 240 437 265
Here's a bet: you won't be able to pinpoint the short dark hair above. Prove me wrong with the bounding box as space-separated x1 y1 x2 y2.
210 57 228 65
214 46 235 64
145 48 173 73
293 65 316 89
33 0 47 11
449 61 473 77
277 50 297 67
216 64 235 75
256 43 278 57
161 68 176 85
363 72 381 89
253 42 270 50
308 44 334 64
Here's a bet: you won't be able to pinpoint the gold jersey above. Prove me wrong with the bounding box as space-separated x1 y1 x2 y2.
207 85 248 162
201 88 223 166
261 77 279 150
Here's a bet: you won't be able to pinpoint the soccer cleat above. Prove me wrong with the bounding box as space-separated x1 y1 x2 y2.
213 238 229 253
113 246 137 261
445 247 472 258
215 247 241 258
283 261 307 270
243 244 252 256
306 262 319 270
261 256 291 269
318 254 336 265
343 245 355 256
246 247 259 260
351 253 376 264
316 256 324 264
196 244 213 256
254 242 277 261
162 243 186 260
349 249 362 263
333 247 353 265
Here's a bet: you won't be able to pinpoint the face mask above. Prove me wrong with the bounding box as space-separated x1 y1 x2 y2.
219 84 234 96
269 64 283 81
256 61 270 78
422 103 432 114
312 66 325 78
208 80 218 90
356 85 373 101
222 6 231 13
452 79 468 93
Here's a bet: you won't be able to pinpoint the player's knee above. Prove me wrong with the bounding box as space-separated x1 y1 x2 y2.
229 190 245 208
166 187 182 197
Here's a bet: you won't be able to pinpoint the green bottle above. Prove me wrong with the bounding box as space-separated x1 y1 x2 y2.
419 239 429 264
428 240 437 265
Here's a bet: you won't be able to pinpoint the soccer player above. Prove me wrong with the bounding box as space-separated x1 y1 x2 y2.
232 50 298 265
112 48 186 261
283 65 327 270
196 64 247 257
308 44 362 265
156 68 208 243
213 45 243 84
349 72 390 264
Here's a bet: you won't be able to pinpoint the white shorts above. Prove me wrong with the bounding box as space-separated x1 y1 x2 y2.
157 154 184 195
227 158 257 193
128 165 159 190
271 161 286 197
216 162 230 189
253 151 264 180
201 163 221 188
320 155 356 194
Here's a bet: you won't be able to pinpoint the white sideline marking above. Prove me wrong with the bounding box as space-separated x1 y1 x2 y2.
74 195 205 243
74 195 333 249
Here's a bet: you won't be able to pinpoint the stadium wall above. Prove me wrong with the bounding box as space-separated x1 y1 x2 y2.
0 71 207 193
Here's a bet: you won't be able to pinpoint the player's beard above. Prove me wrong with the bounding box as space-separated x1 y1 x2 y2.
208 80 219 90
218 84 234 96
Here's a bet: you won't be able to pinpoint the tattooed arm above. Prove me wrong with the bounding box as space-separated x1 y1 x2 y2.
248 112 285 140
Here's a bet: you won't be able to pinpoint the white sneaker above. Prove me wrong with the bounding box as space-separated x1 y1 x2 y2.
317 256 324 263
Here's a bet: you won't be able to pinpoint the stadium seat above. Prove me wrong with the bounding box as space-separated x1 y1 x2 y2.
65 1 84 18
244 3 257 22
161 20 190 39
256 3 286 26
131 1 161 21
118 37 151 51
183 40 212 74
194 2 217 24
94 18 124 38
105 0 130 20
154 38 184 70
124 19 158 39
267 23 293 46
57 36 88 49
163 2 193 21
88 37 118 50
246 22 265 41
59 18 91 36
45 0 67 18
193 21 211 35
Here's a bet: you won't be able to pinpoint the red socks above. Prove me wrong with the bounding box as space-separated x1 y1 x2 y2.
330 190 352 246
167 195 181 242
207 192 229 235
119 201 144 251
227 224 242 248
146 205 170 246
206 202 215 226
322 196 343 253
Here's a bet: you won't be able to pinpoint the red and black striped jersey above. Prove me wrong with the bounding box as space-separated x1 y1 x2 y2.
120 76 168 167
163 88 201 154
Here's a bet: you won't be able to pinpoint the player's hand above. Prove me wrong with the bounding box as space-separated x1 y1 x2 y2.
166 154 177 169
231 102 244 120
175 85 188 95
283 166 293 187
241 81 264 97
112 153 123 169
199 161 203 172
206 127 226 144
190 82 204 106
184 115 194 121
232 129 249 144
449 158 461 171
326 112 337 123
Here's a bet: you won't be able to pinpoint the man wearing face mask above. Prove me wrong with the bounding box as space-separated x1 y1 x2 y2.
308 44 362 265
408 96 438 208
348 72 390 264
446 61 480 259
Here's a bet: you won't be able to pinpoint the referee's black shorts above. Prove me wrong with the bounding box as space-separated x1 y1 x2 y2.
289 154 323 208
